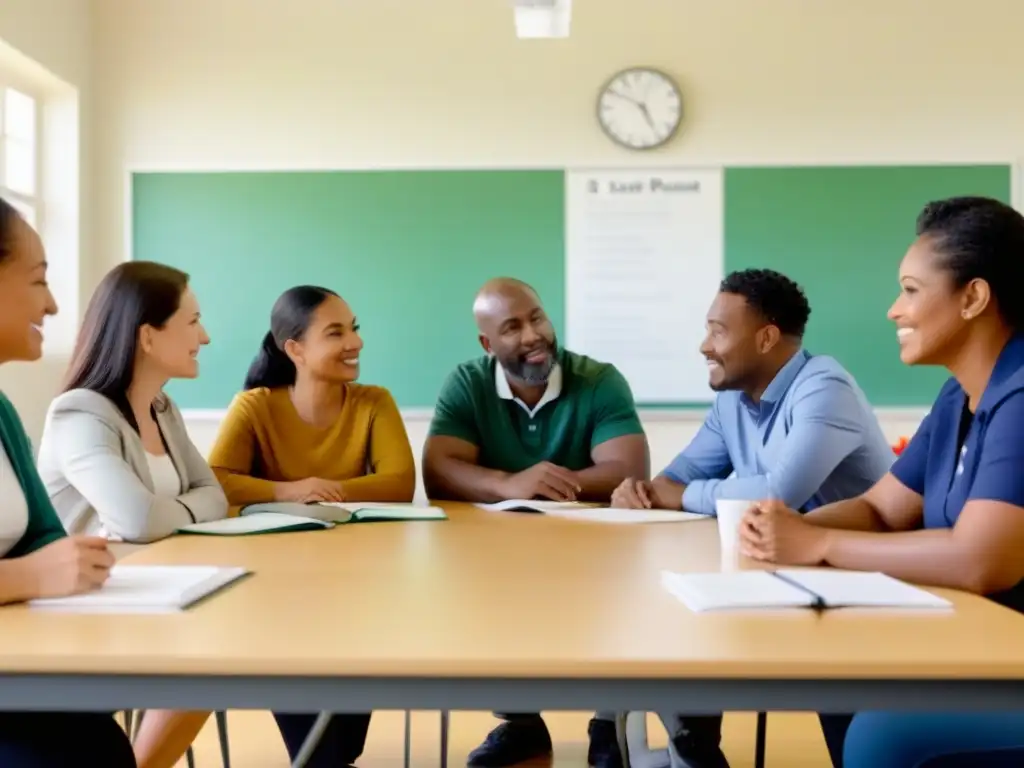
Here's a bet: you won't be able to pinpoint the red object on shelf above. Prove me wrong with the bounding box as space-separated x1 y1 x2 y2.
893 437 909 456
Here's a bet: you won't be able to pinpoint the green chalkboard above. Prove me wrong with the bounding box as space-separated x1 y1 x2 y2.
725 165 1011 407
131 164 1011 410
131 170 566 411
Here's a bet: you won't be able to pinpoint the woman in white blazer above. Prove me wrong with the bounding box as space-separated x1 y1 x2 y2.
36 259 229 768
37 260 226 542
39 387 224 542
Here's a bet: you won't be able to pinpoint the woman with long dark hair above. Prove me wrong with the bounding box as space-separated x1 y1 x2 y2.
207 284 415 767
36 259 229 768
38 260 227 542
0 196 137 766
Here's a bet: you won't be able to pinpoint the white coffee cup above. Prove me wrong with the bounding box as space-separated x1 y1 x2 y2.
715 498 754 567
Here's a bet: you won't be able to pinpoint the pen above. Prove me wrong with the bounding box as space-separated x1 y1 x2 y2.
769 570 827 612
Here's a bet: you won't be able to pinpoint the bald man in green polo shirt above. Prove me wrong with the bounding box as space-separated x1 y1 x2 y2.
423 277 649 768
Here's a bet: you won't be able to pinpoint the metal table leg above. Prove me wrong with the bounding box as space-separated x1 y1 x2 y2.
404 710 412 768
440 710 450 768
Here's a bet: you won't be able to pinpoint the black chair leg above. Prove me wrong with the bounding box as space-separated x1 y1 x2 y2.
216 710 231 768
186 745 196 768
754 711 767 768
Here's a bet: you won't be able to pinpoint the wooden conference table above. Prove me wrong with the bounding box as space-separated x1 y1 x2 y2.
1 502 1024 718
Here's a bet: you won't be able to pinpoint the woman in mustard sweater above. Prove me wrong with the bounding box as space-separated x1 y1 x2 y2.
208 284 416 766
209 285 416 507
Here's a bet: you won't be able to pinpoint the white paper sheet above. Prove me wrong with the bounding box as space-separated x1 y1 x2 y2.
543 507 705 524
29 565 250 613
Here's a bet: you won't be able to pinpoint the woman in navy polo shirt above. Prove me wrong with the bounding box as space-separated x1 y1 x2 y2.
739 195 1024 768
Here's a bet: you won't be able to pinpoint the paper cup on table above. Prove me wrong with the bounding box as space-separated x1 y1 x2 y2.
715 498 753 569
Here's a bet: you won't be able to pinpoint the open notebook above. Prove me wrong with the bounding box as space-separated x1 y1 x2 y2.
660 568 953 612
476 499 703 524
29 565 250 613
179 503 447 536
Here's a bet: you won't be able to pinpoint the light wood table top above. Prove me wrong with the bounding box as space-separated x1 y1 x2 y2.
1 502 1023 681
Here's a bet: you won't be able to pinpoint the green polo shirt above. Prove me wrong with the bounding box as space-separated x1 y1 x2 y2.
428 348 644 473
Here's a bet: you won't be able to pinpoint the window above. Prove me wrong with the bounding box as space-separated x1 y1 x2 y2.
0 86 38 226
0 58 78 356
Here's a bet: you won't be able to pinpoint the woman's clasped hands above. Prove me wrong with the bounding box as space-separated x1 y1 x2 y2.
738 498 830 566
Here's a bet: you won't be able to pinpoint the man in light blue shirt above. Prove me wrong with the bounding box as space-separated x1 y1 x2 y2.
612 268 894 768
663 341 894 514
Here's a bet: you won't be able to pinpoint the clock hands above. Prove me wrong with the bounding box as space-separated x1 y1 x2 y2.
606 88 642 106
608 89 658 135
638 103 657 133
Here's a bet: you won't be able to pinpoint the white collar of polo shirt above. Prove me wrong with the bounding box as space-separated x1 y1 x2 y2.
494 361 562 419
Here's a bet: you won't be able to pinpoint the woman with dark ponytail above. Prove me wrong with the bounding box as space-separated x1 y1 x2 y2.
207 285 415 767
244 329 299 390
212 284 415 505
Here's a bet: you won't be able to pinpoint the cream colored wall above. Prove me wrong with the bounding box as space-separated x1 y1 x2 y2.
0 0 92 444
0 0 91 82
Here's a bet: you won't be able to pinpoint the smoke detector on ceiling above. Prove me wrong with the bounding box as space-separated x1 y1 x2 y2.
513 0 571 38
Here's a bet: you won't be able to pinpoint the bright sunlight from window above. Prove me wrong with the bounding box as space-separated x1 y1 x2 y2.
0 86 38 227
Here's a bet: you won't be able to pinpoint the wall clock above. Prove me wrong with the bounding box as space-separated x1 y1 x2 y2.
596 67 683 150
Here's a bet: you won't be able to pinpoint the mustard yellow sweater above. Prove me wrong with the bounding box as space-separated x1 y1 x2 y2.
208 385 416 506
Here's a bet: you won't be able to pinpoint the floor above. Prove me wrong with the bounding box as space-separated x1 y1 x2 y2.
173 710 833 767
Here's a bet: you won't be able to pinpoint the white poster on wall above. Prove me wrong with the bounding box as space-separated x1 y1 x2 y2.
565 168 724 403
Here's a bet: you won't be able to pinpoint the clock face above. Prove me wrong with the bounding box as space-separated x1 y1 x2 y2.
596 67 683 150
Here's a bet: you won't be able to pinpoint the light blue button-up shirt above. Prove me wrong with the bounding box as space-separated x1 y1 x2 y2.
663 349 895 515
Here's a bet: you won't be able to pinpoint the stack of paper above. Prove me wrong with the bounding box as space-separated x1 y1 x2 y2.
29 565 250 613
476 499 703 524
660 569 952 612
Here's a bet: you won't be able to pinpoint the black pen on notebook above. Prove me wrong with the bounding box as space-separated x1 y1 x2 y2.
768 570 827 612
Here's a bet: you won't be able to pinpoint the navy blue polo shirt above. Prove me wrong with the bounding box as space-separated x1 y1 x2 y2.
891 334 1024 612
